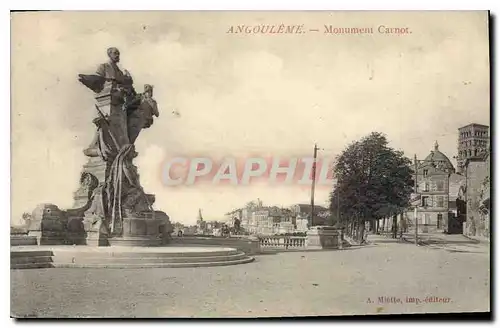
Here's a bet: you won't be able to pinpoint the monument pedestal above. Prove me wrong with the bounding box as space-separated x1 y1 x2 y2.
306 226 342 249
107 214 171 247
83 219 109 246
27 204 67 245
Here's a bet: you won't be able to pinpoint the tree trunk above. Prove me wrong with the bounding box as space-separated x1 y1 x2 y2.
353 221 358 240
392 214 398 238
382 217 385 232
359 219 366 243
375 219 379 234
353 221 357 241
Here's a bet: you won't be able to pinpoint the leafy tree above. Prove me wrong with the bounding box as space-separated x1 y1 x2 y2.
21 212 32 228
329 132 414 242
245 200 263 210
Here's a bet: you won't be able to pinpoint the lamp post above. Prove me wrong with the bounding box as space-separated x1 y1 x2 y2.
310 144 318 228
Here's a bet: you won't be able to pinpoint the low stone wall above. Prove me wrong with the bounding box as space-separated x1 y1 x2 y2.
170 236 261 255
258 236 307 250
11 235 38 246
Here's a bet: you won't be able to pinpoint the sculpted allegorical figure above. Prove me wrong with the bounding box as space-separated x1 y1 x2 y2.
127 84 160 144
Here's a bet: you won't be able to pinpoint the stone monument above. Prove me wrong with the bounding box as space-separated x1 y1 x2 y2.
27 47 172 246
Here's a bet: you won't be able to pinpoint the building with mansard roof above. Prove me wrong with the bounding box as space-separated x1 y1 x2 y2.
405 142 465 233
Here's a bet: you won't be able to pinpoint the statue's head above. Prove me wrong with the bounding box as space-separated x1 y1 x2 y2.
107 47 120 63
144 84 154 96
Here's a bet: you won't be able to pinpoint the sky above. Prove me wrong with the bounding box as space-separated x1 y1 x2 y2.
11 11 490 225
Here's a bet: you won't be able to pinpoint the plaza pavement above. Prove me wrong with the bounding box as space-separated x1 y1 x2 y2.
11 240 490 318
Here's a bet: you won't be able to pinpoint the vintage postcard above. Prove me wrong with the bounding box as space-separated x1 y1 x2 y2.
10 11 490 318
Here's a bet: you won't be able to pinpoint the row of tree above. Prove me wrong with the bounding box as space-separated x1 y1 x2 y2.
329 132 414 243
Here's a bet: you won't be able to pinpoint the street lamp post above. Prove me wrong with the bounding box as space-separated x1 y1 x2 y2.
310 144 318 228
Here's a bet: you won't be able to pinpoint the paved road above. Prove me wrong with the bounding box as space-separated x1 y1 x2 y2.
11 242 490 318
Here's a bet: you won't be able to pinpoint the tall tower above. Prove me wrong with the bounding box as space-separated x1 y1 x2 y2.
457 123 489 173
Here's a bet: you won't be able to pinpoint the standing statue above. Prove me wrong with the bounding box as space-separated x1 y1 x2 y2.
74 47 170 245
25 47 171 246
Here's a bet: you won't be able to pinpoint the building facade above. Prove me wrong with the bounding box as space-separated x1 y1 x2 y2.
406 142 464 233
462 152 490 239
457 123 489 173
227 201 324 235
289 204 329 227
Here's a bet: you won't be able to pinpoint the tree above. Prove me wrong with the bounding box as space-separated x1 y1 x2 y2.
245 200 263 211
329 132 414 243
233 217 241 233
21 212 32 228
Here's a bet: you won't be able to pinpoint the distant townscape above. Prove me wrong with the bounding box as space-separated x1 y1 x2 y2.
172 201 330 237
172 123 490 243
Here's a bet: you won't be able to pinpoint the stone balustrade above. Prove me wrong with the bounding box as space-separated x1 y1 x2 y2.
258 236 307 249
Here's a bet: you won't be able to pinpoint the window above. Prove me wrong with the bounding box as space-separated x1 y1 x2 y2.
424 183 429 192
422 196 430 207
436 196 444 208
423 169 429 177
437 214 443 229
436 181 444 191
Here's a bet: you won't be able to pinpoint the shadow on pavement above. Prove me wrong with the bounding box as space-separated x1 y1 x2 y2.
445 249 488 254
256 244 378 256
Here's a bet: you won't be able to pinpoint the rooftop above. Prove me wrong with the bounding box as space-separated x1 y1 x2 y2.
458 123 489 129
419 141 455 173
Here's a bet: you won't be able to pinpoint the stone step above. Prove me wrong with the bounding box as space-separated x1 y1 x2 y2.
54 252 248 264
10 246 255 269
11 256 53 265
49 249 240 259
52 256 255 269
10 251 53 258
11 262 54 270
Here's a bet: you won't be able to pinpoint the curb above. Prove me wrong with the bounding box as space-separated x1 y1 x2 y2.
463 235 490 245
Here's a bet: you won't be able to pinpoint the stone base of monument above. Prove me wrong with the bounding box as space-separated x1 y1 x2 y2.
11 246 254 269
106 216 170 247
306 226 344 250
108 236 162 247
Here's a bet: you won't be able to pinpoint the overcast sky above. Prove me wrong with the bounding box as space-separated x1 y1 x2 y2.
11 11 489 225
